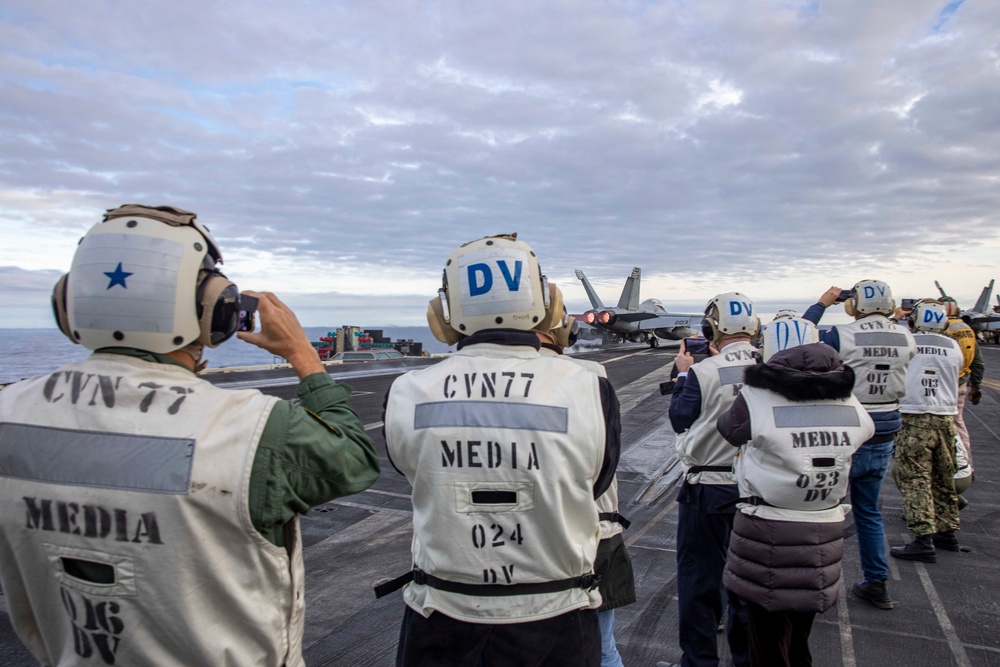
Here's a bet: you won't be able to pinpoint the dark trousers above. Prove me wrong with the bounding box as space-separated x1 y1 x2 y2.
745 601 815 667
676 484 750 667
395 605 601 667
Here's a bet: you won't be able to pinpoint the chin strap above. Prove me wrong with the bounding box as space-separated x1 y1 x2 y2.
178 342 208 373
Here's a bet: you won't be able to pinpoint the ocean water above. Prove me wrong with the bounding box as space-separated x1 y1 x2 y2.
0 326 450 384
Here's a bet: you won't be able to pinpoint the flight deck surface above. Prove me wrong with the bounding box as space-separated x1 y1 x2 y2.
2 344 999 666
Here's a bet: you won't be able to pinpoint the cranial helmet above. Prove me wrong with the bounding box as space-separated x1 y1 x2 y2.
772 309 798 320
761 316 819 361
427 234 556 341
51 204 247 354
939 296 961 318
845 279 895 317
701 292 760 344
910 300 949 333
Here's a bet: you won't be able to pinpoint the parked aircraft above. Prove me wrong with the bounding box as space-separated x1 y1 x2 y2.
934 279 1000 341
573 267 700 347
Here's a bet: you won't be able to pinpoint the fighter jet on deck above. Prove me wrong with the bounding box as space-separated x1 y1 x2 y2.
934 279 1000 339
574 267 700 347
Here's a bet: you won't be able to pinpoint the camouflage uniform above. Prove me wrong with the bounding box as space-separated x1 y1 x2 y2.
894 413 960 537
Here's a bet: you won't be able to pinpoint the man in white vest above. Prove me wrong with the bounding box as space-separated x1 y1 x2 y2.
0 205 380 666
803 280 916 610
658 292 758 667
539 289 635 667
381 235 621 667
891 300 965 562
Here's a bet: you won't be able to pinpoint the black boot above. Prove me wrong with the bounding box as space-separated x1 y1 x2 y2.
932 530 971 553
957 495 969 510
891 535 937 563
852 579 894 610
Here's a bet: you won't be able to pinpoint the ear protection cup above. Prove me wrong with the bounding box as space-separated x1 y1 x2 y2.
427 295 463 345
195 270 241 347
51 274 76 343
535 283 565 333
701 318 716 341
844 296 856 318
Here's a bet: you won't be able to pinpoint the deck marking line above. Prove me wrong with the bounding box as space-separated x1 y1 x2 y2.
364 421 384 431
361 488 411 499
625 501 677 548
914 560 972 667
836 575 857 667
886 535 901 582
966 407 1000 443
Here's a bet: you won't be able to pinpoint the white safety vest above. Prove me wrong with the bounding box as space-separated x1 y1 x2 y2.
734 386 874 523
0 353 303 667
385 343 606 623
835 316 916 412
541 349 623 540
899 333 962 415
675 340 758 485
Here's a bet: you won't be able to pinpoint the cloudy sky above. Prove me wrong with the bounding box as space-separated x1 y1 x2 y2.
2 0 998 329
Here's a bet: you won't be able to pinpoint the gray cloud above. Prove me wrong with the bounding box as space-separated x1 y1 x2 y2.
1 0 998 328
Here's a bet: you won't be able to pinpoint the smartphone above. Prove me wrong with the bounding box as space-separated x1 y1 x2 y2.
900 298 918 311
237 294 259 332
835 289 853 303
684 337 710 355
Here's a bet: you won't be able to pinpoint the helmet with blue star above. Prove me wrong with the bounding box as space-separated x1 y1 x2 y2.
52 205 247 354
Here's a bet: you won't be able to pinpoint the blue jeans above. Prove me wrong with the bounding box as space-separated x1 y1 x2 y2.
849 440 894 583
599 609 624 667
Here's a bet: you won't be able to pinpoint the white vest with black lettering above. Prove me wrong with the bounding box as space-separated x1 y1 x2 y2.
675 340 758 485
385 343 606 622
835 316 916 412
734 386 873 523
900 333 962 415
0 353 302 667
540 348 623 540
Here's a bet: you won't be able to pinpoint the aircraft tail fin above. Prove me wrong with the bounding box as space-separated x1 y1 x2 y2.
617 267 642 310
935 280 948 298
972 279 995 314
575 270 605 309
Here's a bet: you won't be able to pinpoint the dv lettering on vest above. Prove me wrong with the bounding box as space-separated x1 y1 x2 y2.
60 587 124 665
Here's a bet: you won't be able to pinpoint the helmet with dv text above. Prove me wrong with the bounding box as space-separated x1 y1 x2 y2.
51 204 250 354
426 234 562 342
761 316 819 361
845 279 895 317
701 292 760 344
909 300 949 333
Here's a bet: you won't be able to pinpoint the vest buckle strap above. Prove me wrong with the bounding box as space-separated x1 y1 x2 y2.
374 568 601 598
687 465 734 474
372 570 417 599
598 512 632 529
714 495 776 512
